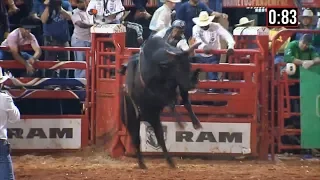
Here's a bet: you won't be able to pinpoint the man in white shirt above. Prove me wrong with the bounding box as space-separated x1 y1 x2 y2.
87 0 125 24
71 0 93 78
149 0 181 36
192 11 235 80
0 67 21 180
153 20 189 51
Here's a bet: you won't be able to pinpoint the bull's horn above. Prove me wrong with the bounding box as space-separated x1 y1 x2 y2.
187 42 201 53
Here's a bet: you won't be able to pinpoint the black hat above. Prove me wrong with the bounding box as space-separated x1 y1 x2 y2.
19 17 38 29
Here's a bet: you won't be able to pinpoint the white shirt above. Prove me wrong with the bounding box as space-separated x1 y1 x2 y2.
86 0 124 24
192 22 235 57
0 92 20 140
149 4 172 32
154 28 189 51
71 8 93 41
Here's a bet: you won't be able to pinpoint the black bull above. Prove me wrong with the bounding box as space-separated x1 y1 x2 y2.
119 37 202 169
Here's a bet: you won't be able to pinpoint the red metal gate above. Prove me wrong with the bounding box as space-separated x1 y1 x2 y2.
91 27 271 159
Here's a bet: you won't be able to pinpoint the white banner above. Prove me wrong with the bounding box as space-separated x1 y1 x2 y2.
8 118 82 149
140 122 251 154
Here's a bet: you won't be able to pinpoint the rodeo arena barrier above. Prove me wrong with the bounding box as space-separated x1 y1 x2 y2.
0 24 318 160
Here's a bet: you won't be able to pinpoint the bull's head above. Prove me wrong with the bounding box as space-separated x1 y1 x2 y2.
162 42 201 91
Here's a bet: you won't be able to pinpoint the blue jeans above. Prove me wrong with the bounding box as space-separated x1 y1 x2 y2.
195 54 220 80
0 50 32 77
274 55 284 64
0 140 15 180
71 37 91 78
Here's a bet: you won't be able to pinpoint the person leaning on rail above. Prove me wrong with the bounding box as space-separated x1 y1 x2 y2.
0 67 21 180
0 17 41 78
284 34 320 127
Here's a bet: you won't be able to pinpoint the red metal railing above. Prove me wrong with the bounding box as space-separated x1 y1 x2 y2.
0 45 92 147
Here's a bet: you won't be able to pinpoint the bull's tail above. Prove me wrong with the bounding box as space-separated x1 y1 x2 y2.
120 87 139 127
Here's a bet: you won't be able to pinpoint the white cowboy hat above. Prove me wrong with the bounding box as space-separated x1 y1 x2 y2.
299 9 317 24
160 0 181 3
235 17 254 27
0 67 9 84
299 9 314 18
192 11 215 27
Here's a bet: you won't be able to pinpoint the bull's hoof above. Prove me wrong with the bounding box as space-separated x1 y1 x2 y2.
138 163 147 169
176 122 186 130
193 123 202 130
167 160 176 169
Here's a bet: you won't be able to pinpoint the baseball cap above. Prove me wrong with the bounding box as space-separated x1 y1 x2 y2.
300 34 313 45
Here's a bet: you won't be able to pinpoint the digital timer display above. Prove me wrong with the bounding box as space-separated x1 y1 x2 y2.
267 7 299 27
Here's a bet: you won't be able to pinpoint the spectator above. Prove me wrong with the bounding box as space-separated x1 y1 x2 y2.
32 0 72 78
123 21 144 47
71 0 93 79
8 0 33 26
132 0 151 20
284 34 320 79
153 20 189 51
0 0 19 42
87 0 125 24
176 0 227 40
0 67 21 180
0 17 41 77
234 17 254 27
192 11 234 80
283 34 320 136
234 17 256 50
313 11 320 52
295 9 316 41
149 0 181 37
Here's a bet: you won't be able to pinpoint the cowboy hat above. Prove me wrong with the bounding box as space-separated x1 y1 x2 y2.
192 11 215 27
160 0 181 3
235 17 254 27
299 9 317 24
300 9 314 17
0 67 9 84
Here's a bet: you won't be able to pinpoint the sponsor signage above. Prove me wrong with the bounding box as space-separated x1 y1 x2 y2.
223 0 320 7
7 118 81 149
140 122 251 154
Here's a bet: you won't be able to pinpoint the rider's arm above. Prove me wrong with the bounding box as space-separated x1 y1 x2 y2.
284 41 303 65
177 39 189 51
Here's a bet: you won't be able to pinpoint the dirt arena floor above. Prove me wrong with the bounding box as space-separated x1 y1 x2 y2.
13 148 320 180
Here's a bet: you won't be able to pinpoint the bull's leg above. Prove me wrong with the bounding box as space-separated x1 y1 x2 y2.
122 95 147 169
168 102 185 129
132 130 147 169
148 113 175 168
180 89 202 129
